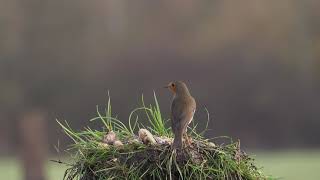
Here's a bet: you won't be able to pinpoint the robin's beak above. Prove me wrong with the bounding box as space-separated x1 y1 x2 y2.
164 85 169 88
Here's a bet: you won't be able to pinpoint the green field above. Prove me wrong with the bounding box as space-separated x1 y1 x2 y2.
253 150 320 180
1 150 320 180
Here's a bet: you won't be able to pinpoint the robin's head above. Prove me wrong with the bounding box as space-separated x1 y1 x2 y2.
165 81 190 95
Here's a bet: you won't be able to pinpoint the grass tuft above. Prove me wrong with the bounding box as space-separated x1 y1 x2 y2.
57 93 274 180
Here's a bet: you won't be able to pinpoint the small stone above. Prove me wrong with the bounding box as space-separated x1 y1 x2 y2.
138 129 156 145
103 131 116 144
208 142 216 147
113 140 124 147
155 136 173 145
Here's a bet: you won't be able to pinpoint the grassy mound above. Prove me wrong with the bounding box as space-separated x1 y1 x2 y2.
58 93 271 180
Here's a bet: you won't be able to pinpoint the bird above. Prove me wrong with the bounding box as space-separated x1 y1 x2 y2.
165 81 196 149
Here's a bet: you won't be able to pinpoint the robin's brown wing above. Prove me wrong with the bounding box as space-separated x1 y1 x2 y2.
171 96 196 135
182 97 196 134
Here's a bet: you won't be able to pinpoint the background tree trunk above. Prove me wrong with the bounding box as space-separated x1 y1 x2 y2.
19 109 47 180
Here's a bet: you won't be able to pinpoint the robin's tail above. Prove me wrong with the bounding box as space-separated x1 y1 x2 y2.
172 133 183 149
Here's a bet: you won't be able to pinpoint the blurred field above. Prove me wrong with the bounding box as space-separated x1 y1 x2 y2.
1 150 320 180
254 150 320 180
0 157 66 180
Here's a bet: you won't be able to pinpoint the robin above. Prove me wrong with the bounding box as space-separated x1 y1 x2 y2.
165 81 196 149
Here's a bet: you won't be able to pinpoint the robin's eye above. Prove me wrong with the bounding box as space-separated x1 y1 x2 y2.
171 84 175 87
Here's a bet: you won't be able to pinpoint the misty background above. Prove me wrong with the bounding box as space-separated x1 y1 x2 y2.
0 0 320 179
